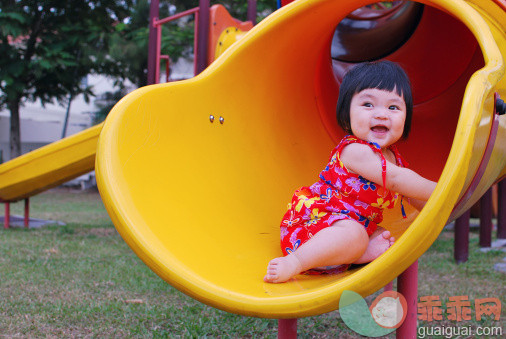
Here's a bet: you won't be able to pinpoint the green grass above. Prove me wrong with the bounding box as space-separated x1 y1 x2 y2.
0 189 504 337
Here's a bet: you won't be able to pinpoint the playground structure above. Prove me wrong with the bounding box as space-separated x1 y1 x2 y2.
96 0 506 336
0 0 505 337
0 123 102 227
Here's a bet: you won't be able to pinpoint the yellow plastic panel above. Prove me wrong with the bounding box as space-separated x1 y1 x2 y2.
0 123 102 202
96 0 504 318
467 0 506 183
447 0 506 218
214 27 249 60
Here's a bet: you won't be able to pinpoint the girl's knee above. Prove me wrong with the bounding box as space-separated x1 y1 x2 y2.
323 220 368 263
331 220 369 246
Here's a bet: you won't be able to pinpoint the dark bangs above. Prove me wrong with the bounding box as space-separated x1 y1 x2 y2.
336 61 413 139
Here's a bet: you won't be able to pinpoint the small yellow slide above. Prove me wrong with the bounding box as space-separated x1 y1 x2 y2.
96 0 505 318
0 123 102 202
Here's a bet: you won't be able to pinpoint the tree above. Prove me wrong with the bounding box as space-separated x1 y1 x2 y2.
219 0 276 21
108 0 193 88
111 0 276 87
0 0 131 159
91 0 194 124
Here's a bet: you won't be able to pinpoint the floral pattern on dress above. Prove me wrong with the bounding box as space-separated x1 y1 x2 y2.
279 135 409 273
346 178 362 193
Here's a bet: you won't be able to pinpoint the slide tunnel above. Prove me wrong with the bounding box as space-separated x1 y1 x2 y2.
96 0 505 318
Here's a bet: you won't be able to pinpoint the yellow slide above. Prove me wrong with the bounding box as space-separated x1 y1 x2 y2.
0 123 102 202
96 0 505 318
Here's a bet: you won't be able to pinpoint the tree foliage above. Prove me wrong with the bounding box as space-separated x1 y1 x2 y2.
170 0 276 21
0 0 277 156
219 0 276 21
92 0 195 123
106 0 277 88
0 0 132 158
107 0 194 88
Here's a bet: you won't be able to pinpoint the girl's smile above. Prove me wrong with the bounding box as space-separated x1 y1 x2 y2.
349 88 407 149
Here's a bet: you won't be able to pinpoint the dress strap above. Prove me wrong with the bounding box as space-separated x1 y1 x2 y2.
388 144 409 218
388 144 410 168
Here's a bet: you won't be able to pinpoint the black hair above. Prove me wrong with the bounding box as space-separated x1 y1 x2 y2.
336 61 413 139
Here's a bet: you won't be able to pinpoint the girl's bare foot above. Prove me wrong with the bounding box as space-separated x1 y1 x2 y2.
264 254 303 283
353 230 395 264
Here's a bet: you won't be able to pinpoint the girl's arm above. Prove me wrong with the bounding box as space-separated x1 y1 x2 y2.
340 143 437 201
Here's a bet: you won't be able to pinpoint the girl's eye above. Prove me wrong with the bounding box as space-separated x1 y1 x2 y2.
389 105 400 110
363 102 373 108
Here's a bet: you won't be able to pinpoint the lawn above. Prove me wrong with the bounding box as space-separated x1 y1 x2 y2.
0 188 504 338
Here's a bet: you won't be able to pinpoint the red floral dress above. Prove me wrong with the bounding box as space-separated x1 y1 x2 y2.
279 135 408 274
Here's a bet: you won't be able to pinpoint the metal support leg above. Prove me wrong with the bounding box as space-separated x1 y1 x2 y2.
147 0 160 85
4 202 10 229
278 319 297 339
397 260 418 339
454 210 470 263
479 188 493 248
24 198 30 228
196 0 210 74
498 179 506 239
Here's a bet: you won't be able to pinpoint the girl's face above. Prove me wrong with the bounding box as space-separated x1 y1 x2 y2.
349 88 406 149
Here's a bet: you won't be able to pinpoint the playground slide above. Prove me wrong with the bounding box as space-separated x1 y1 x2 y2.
96 0 505 318
0 123 102 202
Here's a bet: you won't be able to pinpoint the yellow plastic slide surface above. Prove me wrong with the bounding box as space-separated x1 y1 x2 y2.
0 123 102 202
96 0 505 318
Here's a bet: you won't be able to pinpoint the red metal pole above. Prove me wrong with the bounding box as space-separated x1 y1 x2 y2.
278 319 297 339
154 7 200 25
196 0 210 74
152 7 200 78
24 198 29 228
4 202 10 229
497 179 506 239
155 23 162 83
396 260 418 339
194 12 199 76
479 188 493 248
147 0 160 85
165 56 170 82
454 209 470 263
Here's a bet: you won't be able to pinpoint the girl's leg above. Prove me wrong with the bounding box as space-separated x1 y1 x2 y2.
264 220 369 283
353 226 395 264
